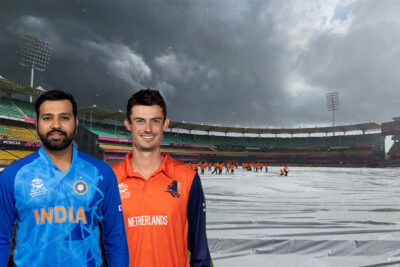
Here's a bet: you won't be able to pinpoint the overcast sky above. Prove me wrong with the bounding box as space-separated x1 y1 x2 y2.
1 0 399 128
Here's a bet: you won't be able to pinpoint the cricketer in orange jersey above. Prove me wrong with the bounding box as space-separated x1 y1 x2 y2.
112 89 211 267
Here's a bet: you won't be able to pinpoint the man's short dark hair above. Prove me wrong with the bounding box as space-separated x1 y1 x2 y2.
126 89 167 121
35 90 77 119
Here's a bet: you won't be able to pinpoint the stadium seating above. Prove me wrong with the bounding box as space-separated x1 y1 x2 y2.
7 149 35 158
83 123 130 139
0 124 40 142
12 99 36 118
0 150 18 160
84 124 117 138
0 98 25 118
177 133 195 145
193 134 212 145
163 132 178 144
229 136 245 146
244 137 259 148
211 136 228 146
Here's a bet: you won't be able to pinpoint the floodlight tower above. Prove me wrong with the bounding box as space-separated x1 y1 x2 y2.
326 92 339 135
19 34 52 88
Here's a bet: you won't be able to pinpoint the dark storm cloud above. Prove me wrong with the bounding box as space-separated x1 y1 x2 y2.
294 0 400 126
1 0 399 128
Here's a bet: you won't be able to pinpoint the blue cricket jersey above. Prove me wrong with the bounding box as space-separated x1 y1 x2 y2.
0 145 129 267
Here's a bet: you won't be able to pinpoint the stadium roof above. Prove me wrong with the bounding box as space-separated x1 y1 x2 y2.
168 121 380 135
0 76 46 96
79 105 381 135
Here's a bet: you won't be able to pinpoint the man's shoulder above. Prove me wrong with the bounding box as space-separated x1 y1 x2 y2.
111 158 125 171
111 155 129 180
77 151 113 173
1 151 39 177
165 156 196 179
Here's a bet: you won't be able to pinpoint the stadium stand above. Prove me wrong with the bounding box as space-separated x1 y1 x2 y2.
0 98 25 118
13 99 36 118
0 76 394 168
0 150 18 160
7 149 35 158
0 123 40 142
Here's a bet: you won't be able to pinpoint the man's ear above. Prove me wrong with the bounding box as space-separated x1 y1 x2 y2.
124 118 132 131
163 117 170 131
75 119 79 134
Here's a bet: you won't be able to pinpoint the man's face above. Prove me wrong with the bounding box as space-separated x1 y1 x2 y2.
125 105 169 152
36 100 77 151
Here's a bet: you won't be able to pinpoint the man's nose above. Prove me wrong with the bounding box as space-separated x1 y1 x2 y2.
144 121 151 132
51 117 61 129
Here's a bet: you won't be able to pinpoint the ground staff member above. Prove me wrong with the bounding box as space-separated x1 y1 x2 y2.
112 89 211 267
0 90 129 267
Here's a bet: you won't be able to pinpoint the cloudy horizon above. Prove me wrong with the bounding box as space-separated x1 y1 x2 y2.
1 0 399 128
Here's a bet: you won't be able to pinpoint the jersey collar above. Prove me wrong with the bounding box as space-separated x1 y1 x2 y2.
38 144 78 167
123 152 174 180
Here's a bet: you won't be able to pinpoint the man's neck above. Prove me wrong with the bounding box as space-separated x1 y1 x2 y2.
131 148 163 180
43 145 73 174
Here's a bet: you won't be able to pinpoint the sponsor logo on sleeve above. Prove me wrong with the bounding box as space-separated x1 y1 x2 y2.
30 178 48 197
118 183 131 199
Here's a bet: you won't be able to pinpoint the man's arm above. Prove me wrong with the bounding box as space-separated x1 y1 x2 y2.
99 166 129 267
0 170 17 266
187 173 211 267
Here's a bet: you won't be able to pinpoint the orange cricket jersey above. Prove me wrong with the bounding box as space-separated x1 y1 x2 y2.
112 153 210 267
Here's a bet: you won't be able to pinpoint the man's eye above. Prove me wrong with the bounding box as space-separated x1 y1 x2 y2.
152 119 161 124
61 116 70 120
135 119 144 123
42 117 51 121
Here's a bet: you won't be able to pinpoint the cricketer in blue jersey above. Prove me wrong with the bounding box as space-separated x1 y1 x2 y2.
0 90 129 267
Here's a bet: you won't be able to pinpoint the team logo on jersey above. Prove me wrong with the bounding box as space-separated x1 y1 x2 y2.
118 183 131 199
73 180 88 195
30 178 48 197
166 180 181 198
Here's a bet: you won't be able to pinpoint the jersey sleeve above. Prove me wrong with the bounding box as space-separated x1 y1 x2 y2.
187 173 211 267
0 169 17 267
98 165 129 267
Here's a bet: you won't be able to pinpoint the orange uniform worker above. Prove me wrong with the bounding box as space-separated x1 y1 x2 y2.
218 162 223 175
112 89 210 267
283 165 289 176
230 163 235 174
254 162 259 172
200 162 206 175
225 163 230 174
211 163 218 174
194 163 200 173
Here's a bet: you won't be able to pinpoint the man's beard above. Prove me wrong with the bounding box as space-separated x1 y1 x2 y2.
38 128 75 151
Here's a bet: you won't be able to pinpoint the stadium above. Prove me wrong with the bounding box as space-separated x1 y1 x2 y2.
3 76 400 266
1 76 399 170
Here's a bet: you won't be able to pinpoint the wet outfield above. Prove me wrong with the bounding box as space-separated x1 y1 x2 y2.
202 167 400 266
